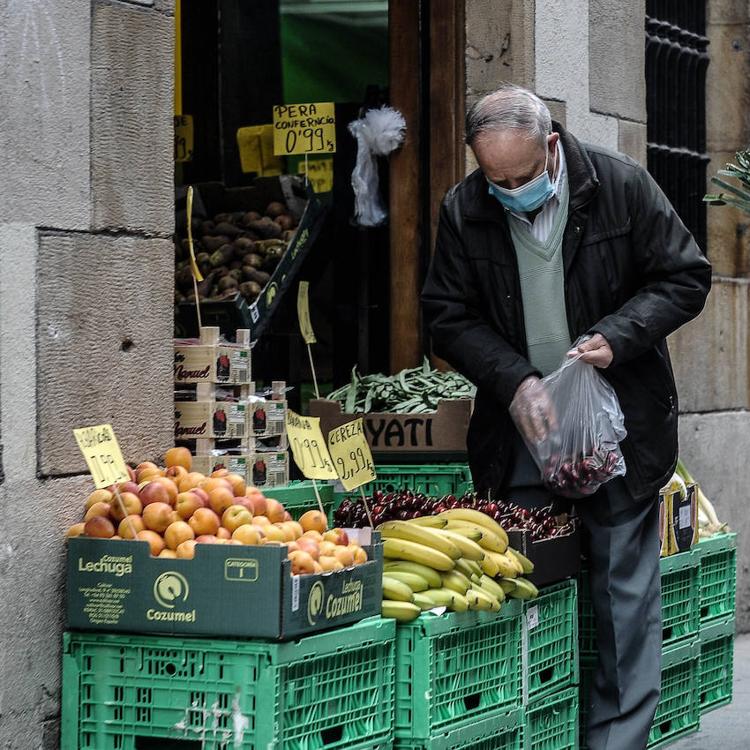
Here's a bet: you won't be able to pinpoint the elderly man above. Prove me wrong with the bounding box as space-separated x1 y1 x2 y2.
422 84 710 749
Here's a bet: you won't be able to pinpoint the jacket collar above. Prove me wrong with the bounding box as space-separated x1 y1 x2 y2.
463 121 599 222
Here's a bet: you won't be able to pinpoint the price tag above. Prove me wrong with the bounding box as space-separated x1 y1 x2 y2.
298 158 334 193
327 418 376 491
237 124 283 175
73 424 130 489
174 114 194 162
273 102 336 156
679 504 692 530
285 410 338 480
526 605 539 631
297 281 317 345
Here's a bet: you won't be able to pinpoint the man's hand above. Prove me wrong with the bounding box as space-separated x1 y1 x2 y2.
509 376 559 444
571 333 613 368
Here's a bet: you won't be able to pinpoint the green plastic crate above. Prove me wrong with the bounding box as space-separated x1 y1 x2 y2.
395 708 524 750
265 480 336 521
647 640 701 749
524 579 579 702
334 463 473 506
394 602 523 739
61 617 395 750
579 550 699 656
699 616 735 714
696 533 737 626
526 687 579 750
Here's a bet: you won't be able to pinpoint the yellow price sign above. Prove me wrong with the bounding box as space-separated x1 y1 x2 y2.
174 114 194 162
285 410 338 480
297 281 316 345
298 158 333 193
328 418 376 492
237 124 283 175
74 424 130 489
273 102 336 156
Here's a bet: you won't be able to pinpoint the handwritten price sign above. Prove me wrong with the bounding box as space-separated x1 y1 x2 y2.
73 424 130 489
273 103 336 156
328 418 376 491
285 410 338 480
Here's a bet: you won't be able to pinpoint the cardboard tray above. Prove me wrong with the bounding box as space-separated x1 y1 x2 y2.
506 526 581 587
66 530 383 640
309 398 473 460
175 176 329 341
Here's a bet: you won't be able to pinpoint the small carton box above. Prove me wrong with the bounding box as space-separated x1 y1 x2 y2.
309 398 473 459
506 526 581 587
669 483 699 555
66 531 383 639
249 398 287 438
174 400 247 440
192 450 289 489
174 327 251 385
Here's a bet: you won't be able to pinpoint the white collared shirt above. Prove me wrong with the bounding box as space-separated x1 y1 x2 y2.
506 141 568 244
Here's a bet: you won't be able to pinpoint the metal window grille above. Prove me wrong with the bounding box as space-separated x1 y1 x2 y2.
645 1 710 252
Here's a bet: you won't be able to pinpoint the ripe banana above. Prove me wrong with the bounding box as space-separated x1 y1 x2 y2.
382 599 421 622
423 588 456 608
442 525 483 542
439 509 509 549
467 587 500 612
443 519 508 553
479 554 500 578
449 591 469 612
441 570 471 595
499 578 517 594
486 551 519 578
384 561 443 588
407 515 447 528
479 574 506 602
455 558 479 580
506 547 534 575
384 571 429 592
508 577 539 600
412 592 435 610
382 575 416 602
433 528 485 561
383 538 455 571
379 521 461 560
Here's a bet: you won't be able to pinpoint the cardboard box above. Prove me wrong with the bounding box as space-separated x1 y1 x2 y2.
174 328 252 385
249 398 287 438
192 450 289 488
309 398 473 459
66 532 383 639
506 526 581 587
669 483 699 555
174 400 248 439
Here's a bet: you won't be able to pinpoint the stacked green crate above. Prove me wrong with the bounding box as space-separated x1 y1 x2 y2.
264 480 336 522
523 580 580 749
62 617 395 750
695 533 737 716
393 604 523 746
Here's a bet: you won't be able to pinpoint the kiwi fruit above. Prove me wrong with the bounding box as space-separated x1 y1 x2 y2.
217 276 239 293
265 201 286 218
276 214 295 231
202 235 230 252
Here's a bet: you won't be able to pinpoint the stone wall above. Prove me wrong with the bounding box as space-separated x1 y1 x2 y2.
0 1 175 746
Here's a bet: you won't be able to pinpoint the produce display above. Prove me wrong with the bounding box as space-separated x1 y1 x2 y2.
327 358 475 414
335 490 575 541
671 458 729 539
541 446 621 497
174 200 298 307
377 509 539 622
67 447 367 574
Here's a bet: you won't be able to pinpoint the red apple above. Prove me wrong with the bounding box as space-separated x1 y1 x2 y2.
117 481 140 496
164 521 195 550
137 529 165 556
140 482 171 507
189 508 220 537
176 539 197 558
195 534 218 544
142 502 173 533
208 487 235 516
84 516 115 539
175 491 203 520
216 527 232 540
84 502 111 522
110 492 142 522
191 487 210 506
118 515 145 539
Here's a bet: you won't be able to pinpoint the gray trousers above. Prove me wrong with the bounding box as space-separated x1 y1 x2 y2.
508 438 662 750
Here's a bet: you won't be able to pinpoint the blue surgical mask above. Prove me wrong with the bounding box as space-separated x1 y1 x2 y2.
487 146 555 213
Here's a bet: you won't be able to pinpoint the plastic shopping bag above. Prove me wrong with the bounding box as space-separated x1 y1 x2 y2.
511 345 627 498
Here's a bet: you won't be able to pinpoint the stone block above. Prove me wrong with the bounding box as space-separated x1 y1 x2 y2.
669 278 750 413
707 0 750 25
618 119 647 166
706 22 750 154
91 1 174 234
544 98 567 128
589 0 647 122
678 411 750 632
36 232 174 477
705 151 750 277
0 0 90 229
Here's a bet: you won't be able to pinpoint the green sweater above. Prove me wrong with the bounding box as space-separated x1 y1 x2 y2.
507 178 571 376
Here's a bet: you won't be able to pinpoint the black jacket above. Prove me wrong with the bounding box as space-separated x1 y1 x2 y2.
422 124 711 502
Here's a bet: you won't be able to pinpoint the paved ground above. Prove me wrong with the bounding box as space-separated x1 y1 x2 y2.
671 633 750 749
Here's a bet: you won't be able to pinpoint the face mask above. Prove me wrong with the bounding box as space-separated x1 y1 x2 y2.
487 145 555 213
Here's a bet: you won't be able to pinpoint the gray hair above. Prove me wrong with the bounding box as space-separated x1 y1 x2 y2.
465 84 552 147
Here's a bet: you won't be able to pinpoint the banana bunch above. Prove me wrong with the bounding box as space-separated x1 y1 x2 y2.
379 509 539 622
